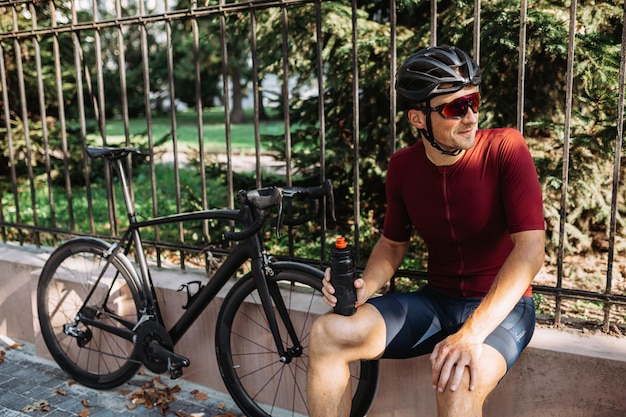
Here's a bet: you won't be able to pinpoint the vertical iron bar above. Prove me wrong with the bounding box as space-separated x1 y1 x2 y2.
389 0 397 291
50 0 74 233
280 3 293 188
115 0 134 211
517 0 528 133
315 0 328 259
430 0 437 45
473 0 481 61
556 0 578 327
92 3 106 143
164 0 185 268
219 1 234 210
14 8 40 246
31 2 51 247
190 1 208 216
138 0 161 266
250 9 262 189
90 0 114 236
603 0 626 332
4 6 20 245
190 1 210 269
389 0 397 155
7 6 20 243
351 0 360 262
280 3 295 255
0 38 18 243
71 0 95 235
116 0 132 145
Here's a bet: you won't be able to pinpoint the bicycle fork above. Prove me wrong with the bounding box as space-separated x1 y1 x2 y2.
252 255 304 364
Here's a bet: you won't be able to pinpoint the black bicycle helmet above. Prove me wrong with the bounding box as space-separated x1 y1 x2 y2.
396 45 481 107
396 46 482 156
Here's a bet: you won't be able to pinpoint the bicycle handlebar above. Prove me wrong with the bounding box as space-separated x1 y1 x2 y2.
224 180 336 241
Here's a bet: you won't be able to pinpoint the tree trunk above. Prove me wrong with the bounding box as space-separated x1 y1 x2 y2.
230 65 246 124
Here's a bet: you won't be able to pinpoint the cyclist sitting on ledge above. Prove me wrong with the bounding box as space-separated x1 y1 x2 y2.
307 45 545 417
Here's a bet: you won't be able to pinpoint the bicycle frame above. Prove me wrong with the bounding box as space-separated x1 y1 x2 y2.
92 158 309 362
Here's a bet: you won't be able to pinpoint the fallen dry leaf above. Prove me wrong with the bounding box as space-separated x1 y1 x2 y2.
78 409 91 417
52 389 67 396
22 399 49 413
81 398 93 408
191 390 208 401
126 375 181 414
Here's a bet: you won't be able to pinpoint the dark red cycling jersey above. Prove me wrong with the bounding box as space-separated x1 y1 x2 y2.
383 127 545 298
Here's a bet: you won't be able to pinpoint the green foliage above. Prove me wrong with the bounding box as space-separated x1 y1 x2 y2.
2 0 625 265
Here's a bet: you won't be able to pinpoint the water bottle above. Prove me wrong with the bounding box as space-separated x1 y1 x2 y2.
330 236 357 316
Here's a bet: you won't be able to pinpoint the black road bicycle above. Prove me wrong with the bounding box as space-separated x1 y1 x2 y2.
37 146 379 417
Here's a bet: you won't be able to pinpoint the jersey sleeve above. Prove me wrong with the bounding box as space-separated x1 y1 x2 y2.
498 129 545 234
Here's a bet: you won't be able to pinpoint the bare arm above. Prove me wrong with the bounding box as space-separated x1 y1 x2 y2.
430 229 545 391
323 235 410 308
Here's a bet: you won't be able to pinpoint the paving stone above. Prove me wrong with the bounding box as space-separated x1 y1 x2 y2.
0 340 244 417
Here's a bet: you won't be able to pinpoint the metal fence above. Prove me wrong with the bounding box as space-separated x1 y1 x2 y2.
1 0 625 332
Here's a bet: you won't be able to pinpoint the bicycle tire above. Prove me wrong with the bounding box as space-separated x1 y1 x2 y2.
37 237 143 389
215 264 379 417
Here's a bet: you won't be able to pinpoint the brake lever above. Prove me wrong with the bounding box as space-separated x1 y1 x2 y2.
275 191 285 240
324 179 337 222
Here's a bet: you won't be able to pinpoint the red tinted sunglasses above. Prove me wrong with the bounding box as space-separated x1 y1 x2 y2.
417 92 481 119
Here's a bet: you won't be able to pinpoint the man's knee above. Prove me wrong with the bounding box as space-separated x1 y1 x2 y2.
435 345 507 416
310 305 386 358
435 370 491 417
310 313 361 353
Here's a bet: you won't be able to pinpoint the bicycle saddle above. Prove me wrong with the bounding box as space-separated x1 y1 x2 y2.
86 146 141 160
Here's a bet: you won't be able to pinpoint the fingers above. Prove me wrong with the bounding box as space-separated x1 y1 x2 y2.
322 268 336 307
430 340 478 393
323 268 366 308
468 361 478 391
354 278 368 306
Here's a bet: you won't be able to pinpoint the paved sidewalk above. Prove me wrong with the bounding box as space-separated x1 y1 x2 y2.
0 340 242 417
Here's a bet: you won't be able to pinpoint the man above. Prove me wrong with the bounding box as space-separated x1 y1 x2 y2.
307 45 545 417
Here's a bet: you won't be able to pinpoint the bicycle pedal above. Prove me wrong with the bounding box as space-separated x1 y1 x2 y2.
167 355 190 379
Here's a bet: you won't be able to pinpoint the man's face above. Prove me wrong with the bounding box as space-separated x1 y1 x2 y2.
409 86 480 154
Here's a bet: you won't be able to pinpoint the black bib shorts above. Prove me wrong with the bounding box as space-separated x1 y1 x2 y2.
367 286 535 371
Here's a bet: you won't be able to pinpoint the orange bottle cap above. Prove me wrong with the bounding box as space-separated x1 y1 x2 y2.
335 236 347 249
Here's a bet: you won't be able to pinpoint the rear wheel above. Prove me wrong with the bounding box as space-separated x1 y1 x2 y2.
216 266 378 417
37 238 142 389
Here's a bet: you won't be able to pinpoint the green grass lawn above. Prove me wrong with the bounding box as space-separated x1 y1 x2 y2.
96 108 284 152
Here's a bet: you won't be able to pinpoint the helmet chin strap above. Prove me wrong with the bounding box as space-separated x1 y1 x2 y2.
420 113 463 157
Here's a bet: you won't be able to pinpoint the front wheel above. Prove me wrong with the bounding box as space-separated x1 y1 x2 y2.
215 265 378 417
37 238 143 389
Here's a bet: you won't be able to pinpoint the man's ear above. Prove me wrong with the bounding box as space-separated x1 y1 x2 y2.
407 109 426 129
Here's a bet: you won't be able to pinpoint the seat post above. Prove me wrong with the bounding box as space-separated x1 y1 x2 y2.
111 159 138 224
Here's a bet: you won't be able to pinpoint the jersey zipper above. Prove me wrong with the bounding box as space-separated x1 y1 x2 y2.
441 168 466 294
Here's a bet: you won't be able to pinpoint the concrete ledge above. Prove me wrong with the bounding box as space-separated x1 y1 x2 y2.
1 242 625 417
